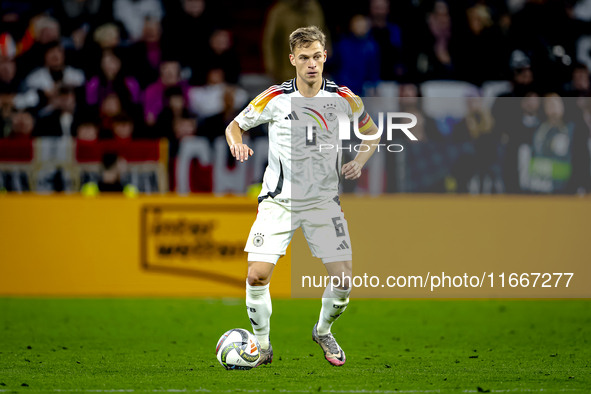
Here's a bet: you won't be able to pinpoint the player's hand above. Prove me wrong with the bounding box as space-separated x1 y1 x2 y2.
230 143 254 163
342 160 362 180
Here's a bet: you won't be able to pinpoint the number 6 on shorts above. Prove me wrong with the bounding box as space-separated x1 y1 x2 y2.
332 217 346 237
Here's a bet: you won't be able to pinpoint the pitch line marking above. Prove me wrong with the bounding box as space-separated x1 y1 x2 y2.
0 388 586 393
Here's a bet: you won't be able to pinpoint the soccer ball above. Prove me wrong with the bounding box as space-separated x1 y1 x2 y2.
215 328 260 370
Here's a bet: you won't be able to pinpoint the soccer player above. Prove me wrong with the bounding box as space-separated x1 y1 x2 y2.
225 26 379 367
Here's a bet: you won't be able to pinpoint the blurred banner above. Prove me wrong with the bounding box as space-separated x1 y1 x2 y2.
0 138 168 193
0 194 589 298
142 203 251 285
0 195 289 297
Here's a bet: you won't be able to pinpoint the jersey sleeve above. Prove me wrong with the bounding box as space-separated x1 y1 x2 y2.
234 86 281 131
338 86 374 134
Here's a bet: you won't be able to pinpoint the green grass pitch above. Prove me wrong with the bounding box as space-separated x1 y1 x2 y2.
0 298 589 393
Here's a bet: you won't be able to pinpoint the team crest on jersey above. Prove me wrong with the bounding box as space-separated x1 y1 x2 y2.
323 103 338 121
242 104 253 116
253 233 264 247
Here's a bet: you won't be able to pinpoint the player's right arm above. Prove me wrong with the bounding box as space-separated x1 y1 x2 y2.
225 121 253 163
227 85 281 163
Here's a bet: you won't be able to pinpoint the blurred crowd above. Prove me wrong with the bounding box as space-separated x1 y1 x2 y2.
0 0 590 193
0 0 247 146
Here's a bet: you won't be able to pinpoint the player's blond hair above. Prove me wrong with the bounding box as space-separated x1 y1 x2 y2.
289 26 326 54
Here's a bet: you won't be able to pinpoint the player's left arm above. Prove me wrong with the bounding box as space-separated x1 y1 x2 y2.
342 121 379 180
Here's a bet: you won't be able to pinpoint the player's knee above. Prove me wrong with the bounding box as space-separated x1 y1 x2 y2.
342 266 352 279
335 265 352 290
247 270 271 286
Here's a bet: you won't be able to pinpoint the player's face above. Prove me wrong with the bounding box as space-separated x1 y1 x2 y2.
290 41 326 85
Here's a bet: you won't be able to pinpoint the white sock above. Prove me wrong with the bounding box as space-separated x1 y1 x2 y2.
246 281 272 349
317 287 350 336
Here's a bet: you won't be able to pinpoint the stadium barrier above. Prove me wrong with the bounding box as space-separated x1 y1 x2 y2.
0 194 589 298
0 138 169 193
3 136 591 194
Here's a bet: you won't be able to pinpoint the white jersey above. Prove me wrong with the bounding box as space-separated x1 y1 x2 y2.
235 78 372 210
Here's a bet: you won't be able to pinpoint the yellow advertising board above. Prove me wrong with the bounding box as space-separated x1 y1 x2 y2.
0 195 291 297
141 204 254 287
0 194 589 298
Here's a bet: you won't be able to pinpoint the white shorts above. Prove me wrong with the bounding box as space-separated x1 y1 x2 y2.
245 198 352 264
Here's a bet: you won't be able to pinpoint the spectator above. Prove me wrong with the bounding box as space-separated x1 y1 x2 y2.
452 95 500 193
0 2 52 40
23 41 85 104
490 49 537 136
161 0 215 74
92 23 121 50
263 0 331 84
111 113 134 141
0 33 16 60
98 92 123 137
85 49 141 107
527 93 591 193
97 152 125 192
190 29 241 86
1 54 39 110
0 84 16 138
0 57 38 129
413 0 458 82
369 0 404 80
154 86 187 139
15 16 63 79
168 109 198 176
173 109 197 141
510 0 589 91
127 19 163 88
500 92 542 193
332 15 380 95
96 91 145 139
576 97 591 154
452 95 495 142
506 50 535 96
53 0 111 39
35 86 78 137
188 68 247 122
113 0 164 42
77 23 122 78
397 83 442 142
193 69 248 143
144 60 189 126
76 120 100 141
7 109 36 139
457 3 510 85
563 63 590 97
0 56 18 93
